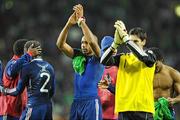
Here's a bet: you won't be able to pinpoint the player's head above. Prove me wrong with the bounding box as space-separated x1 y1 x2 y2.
13 39 29 56
81 36 93 56
24 40 41 57
101 36 117 55
129 27 147 48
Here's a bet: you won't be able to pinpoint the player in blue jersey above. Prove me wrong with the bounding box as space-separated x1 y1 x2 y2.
56 4 104 120
0 40 55 120
0 39 41 120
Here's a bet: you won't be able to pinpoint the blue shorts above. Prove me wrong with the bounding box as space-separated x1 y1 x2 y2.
0 115 19 120
20 102 52 120
70 96 102 120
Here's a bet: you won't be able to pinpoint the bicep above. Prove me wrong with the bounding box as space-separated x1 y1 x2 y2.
89 36 101 57
172 70 180 94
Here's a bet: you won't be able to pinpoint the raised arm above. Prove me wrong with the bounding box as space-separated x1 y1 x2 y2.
56 13 77 58
73 4 101 57
168 68 180 105
6 45 41 78
114 20 156 67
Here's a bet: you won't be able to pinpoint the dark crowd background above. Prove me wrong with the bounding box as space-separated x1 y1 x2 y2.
0 0 180 119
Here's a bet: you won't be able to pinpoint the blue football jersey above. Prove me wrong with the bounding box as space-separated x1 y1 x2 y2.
73 49 104 98
6 58 55 107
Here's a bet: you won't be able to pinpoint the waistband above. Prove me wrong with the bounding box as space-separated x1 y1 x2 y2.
73 96 99 101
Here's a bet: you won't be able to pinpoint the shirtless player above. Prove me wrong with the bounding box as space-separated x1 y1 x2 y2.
152 47 180 119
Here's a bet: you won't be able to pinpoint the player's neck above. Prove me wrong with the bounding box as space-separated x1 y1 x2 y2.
155 64 163 73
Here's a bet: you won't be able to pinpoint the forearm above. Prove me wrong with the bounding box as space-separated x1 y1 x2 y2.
125 41 155 67
5 79 26 96
81 21 101 57
174 95 180 103
100 47 115 65
5 88 20 96
10 53 32 77
56 23 71 50
126 40 147 59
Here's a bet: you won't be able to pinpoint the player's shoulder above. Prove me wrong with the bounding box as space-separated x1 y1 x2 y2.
164 64 179 75
21 63 31 73
41 61 54 71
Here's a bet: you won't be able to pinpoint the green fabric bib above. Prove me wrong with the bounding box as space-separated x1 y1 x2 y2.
72 56 86 75
154 97 173 120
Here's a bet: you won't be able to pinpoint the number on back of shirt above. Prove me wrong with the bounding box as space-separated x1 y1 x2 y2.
40 72 50 93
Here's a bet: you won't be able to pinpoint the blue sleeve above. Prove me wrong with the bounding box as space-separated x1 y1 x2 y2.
49 66 55 98
6 53 32 78
6 66 29 96
0 61 3 86
107 83 115 94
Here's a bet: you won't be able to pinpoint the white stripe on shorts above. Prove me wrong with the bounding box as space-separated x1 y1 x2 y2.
25 108 32 120
95 99 99 120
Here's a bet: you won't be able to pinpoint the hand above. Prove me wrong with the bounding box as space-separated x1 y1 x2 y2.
27 44 42 57
111 29 123 49
167 97 177 106
67 12 77 26
98 75 111 89
114 20 128 43
0 86 7 95
73 4 84 20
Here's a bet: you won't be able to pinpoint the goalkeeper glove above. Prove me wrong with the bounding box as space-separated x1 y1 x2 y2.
111 30 122 49
114 20 129 43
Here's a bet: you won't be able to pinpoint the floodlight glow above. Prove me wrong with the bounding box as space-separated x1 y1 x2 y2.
175 4 180 17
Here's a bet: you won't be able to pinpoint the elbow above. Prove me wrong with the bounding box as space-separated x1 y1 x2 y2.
56 40 63 51
56 41 61 49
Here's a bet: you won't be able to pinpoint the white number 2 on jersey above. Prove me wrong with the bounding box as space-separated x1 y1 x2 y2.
40 72 50 93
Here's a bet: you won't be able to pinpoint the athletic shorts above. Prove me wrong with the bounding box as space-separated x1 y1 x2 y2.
118 111 153 120
70 96 102 120
20 102 52 120
169 107 176 120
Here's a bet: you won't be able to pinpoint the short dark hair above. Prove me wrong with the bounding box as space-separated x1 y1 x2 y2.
129 27 147 41
149 47 164 61
24 40 41 50
13 39 28 56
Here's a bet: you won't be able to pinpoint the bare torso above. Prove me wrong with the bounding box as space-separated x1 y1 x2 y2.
153 65 174 101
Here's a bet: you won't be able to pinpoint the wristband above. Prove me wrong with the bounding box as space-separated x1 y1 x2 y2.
122 35 129 43
111 42 119 49
77 17 85 27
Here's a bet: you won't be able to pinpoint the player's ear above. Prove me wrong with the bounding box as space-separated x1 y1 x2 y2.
142 39 146 46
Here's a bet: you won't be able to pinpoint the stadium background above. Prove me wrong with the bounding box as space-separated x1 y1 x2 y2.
0 0 180 119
